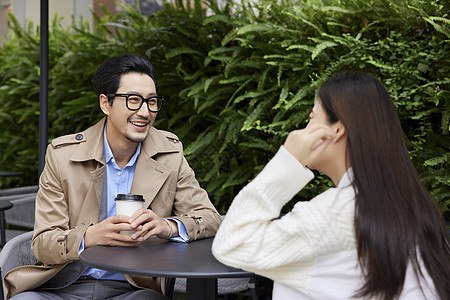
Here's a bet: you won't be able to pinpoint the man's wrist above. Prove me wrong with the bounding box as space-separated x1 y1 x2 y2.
162 218 173 239
166 218 188 242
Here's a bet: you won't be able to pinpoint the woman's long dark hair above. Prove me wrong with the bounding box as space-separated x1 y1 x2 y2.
318 71 449 300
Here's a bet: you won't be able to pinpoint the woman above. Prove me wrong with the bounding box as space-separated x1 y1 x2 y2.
212 71 449 299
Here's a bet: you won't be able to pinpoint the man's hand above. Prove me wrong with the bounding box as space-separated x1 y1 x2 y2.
284 124 336 168
84 215 144 248
129 208 178 241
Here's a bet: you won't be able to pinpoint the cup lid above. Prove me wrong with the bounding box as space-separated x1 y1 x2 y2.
115 193 144 201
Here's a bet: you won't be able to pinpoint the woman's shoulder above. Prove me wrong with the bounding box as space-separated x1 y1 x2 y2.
290 185 356 242
305 183 355 209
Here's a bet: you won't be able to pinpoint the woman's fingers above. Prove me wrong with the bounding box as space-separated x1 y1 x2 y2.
309 126 336 150
284 124 336 167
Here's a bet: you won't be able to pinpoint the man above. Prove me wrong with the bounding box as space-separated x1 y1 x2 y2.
4 54 222 299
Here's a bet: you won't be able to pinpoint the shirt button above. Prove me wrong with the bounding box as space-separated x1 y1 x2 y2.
96 272 101 276
117 171 121 176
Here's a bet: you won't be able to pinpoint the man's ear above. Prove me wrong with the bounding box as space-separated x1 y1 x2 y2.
99 94 110 115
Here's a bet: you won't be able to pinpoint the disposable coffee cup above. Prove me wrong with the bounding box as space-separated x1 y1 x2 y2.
115 193 145 235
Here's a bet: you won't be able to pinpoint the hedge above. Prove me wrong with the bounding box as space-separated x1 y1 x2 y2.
0 0 448 218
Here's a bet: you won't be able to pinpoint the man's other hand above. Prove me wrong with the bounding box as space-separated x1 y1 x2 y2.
129 209 178 241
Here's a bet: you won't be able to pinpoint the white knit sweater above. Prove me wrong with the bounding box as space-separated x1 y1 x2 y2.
212 146 437 299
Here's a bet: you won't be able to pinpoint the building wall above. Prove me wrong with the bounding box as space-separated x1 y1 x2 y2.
14 0 85 29
0 0 122 40
0 1 12 39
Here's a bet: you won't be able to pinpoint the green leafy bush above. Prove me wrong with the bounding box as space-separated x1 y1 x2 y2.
0 0 448 218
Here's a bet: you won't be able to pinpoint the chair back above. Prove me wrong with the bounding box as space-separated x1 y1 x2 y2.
0 231 37 299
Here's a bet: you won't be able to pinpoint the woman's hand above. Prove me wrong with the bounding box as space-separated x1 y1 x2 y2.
283 123 336 168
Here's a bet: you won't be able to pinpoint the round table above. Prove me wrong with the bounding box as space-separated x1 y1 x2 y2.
80 237 253 299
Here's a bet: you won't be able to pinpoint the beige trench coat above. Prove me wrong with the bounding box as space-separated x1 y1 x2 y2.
3 118 222 298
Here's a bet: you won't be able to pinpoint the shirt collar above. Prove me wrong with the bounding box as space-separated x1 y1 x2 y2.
338 168 354 188
103 123 141 167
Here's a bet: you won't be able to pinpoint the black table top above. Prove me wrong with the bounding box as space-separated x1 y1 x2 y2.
80 237 252 279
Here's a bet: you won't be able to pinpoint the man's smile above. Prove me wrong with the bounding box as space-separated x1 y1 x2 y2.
130 120 148 127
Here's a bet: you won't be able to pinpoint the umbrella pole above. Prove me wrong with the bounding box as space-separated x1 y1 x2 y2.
38 0 48 176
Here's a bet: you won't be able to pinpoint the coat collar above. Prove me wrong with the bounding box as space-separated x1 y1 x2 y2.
69 118 106 164
69 117 180 164
140 126 180 159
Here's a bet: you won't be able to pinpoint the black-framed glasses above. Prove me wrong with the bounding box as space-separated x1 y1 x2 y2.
107 93 164 112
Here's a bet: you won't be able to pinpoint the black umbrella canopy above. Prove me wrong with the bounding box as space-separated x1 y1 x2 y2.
38 0 48 176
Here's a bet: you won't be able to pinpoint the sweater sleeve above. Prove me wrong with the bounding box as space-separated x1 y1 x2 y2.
212 146 353 289
212 146 316 269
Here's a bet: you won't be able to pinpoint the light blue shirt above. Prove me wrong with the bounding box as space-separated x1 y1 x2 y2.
79 125 188 280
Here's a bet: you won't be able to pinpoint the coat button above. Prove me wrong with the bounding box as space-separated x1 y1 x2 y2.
75 134 83 140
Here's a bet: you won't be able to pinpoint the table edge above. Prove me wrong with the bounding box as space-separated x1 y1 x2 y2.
79 245 254 279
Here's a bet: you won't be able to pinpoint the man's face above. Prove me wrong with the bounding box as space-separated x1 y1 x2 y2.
100 72 158 146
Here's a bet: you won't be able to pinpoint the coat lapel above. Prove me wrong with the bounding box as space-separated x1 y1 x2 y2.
131 127 179 208
131 158 170 209
72 165 105 227
91 166 105 212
